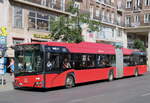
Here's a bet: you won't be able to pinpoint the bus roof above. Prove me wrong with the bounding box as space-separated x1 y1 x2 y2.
123 48 135 55
41 42 116 54
16 42 142 55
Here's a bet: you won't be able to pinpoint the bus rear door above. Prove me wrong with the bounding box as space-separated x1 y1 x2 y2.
115 48 124 78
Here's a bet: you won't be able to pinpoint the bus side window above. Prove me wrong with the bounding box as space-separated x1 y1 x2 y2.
140 56 147 65
72 54 82 69
87 55 96 68
123 55 135 66
96 55 110 68
61 54 71 69
123 56 129 66
46 53 60 72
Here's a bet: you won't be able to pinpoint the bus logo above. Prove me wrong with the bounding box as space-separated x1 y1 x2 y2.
24 78 28 83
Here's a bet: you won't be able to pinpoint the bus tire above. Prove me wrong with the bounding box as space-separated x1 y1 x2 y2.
108 70 114 81
134 69 139 77
65 75 75 89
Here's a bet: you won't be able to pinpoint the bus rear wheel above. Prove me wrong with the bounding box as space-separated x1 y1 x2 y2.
65 75 75 88
108 71 114 81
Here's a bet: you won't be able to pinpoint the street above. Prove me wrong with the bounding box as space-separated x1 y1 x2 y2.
0 73 150 103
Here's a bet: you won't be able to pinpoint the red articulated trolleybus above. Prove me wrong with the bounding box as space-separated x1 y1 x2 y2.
13 42 147 89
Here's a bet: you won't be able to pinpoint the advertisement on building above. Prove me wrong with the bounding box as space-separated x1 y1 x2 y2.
0 26 8 74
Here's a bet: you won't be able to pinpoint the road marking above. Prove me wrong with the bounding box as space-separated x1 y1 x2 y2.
69 94 105 103
141 93 150 97
70 99 84 103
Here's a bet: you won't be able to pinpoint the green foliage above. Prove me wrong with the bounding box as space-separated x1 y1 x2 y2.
49 1 101 43
49 15 83 43
134 39 146 51
66 1 78 14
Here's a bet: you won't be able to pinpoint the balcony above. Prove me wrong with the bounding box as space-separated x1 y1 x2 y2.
95 0 115 8
12 0 70 15
96 30 116 42
79 9 90 15
93 15 125 27
133 7 142 13
125 24 132 27
125 22 141 27
93 15 113 24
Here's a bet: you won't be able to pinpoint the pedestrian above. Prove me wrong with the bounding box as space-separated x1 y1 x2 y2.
8 58 14 76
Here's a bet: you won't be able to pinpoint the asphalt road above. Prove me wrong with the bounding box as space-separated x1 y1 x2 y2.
0 73 150 103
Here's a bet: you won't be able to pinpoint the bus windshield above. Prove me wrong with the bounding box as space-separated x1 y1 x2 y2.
15 45 43 75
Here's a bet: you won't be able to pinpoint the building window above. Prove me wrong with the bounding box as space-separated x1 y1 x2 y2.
125 16 131 26
126 0 132 8
107 12 110 22
144 13 150 23
102 10 105 21
117 15 121 25
96 0 104 3
50 0 56 8
145 0 150 6
111 13 114 23
74 2 80 9
96 9 100 17
135 0 141 8
28 11 54 31
13 7 23 28
134 15 140 23
117 29 122 37
90 6 94 19
41 0 46 6
61 0 65 11
25 0 49 6
13 38 24 45
101 27 114 40
117 1 122 9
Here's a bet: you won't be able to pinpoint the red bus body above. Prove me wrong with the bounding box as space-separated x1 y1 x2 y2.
14 42 147 88
122 48 147 77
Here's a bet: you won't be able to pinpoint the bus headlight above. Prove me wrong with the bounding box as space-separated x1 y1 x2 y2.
19 83 23 86
35 77 40 80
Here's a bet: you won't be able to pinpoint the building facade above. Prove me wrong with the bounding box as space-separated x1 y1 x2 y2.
0 0 71 57
123 0 150 70
0 0 150 69
78 0 127 47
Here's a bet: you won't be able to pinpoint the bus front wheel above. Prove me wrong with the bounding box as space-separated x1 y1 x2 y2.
65 75 75 88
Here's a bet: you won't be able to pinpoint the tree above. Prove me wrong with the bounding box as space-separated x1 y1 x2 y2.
49 1 101 43
133 39 146 51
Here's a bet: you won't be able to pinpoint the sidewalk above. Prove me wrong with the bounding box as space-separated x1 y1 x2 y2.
0 73 14 92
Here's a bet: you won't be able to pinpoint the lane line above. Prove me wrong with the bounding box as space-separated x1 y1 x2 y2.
141 93 150 97
69 94 105 103
70 99 84 103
